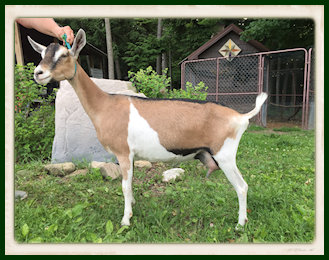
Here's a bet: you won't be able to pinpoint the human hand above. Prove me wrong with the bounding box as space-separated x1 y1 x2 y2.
56 26 74 45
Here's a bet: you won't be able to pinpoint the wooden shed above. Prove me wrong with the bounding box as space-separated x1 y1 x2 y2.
182 23 268 62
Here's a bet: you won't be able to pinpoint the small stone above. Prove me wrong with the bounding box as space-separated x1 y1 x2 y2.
63 169 89 179
44 162 75 176
305 179 311 185
134 160 152 169
16 169 31 176
90 161 107 169
15 190 28 200
100 163 122 180
162 168 185 182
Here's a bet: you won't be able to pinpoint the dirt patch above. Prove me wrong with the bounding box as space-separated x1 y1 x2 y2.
266 121 301 129
133 162 168 196
249 129 286 135
249 121 302 135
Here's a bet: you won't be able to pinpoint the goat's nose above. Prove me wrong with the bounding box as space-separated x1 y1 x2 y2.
35 70 44 76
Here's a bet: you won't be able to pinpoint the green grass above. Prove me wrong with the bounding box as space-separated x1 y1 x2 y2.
14 127 315 243
272 126 303 132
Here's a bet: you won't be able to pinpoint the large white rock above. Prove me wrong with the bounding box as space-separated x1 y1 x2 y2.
51 78 145 163
162 168 185 182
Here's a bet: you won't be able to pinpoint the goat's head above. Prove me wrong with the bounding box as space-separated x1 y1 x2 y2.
28 29 86 84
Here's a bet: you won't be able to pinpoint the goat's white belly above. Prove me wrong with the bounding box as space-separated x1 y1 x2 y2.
127 102 195 162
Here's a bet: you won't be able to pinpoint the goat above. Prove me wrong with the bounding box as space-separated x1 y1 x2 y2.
28 29 267 228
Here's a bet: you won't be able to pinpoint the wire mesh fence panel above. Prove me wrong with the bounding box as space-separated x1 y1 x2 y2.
266 95 304 123
183 59 217 94
217 94 260 114
262 50 307 126
217 55 260 121
217 55 259 94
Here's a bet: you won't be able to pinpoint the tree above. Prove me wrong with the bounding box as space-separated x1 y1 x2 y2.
122 19 160 73
109 19 135 80
156 18 163 75
240 19 314 50
105 18 115 79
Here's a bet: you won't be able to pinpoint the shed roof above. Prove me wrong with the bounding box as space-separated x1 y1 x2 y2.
183 23 269 62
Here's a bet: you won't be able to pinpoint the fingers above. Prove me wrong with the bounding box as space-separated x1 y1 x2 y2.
62 26 74 45
57 26 74 46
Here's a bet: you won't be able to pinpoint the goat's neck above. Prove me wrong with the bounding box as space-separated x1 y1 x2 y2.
68 63 108 122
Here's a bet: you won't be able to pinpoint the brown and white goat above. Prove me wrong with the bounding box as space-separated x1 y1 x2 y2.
28 29 267 228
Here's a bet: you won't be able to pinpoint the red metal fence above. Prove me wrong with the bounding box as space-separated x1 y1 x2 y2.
181 48 313 129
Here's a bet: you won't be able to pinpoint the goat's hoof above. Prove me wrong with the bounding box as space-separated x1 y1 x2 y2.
121 218 130 226
235 218 248 231
235 224 244 231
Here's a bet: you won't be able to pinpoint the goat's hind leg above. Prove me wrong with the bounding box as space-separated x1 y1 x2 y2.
215 157 248 228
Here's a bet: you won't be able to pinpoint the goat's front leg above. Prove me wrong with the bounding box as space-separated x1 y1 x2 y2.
117 155 134 226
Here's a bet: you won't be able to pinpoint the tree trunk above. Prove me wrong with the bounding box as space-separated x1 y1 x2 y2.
168 49 172 90
162 52 167 71
156 18 162 75
105 18 115 79
115 57 122 80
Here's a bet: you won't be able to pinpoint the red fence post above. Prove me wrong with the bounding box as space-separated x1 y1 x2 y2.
257 54 265 125
181 62 185 90
304 48 312 129
301 49 309 129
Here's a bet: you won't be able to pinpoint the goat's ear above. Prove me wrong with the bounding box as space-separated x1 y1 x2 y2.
69 29 86 59
27 36 46 57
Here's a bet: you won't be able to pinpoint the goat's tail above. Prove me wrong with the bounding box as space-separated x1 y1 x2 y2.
244 92 268 119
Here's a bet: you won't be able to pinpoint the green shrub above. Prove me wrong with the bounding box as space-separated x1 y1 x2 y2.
168 81 208 100
14 63 56 163
128 66 170 98
128 66 208 100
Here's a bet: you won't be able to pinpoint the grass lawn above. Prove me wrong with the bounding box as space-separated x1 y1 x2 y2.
14 126 315 243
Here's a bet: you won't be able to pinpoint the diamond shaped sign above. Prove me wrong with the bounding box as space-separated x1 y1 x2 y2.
219 39 241 61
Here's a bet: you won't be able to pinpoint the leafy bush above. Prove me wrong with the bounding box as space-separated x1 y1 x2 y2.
128 66 170 98
168 81 208 100
15 63 56 163
128 66 208 100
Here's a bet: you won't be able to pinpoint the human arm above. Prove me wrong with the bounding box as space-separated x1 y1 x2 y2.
16 18 74 45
